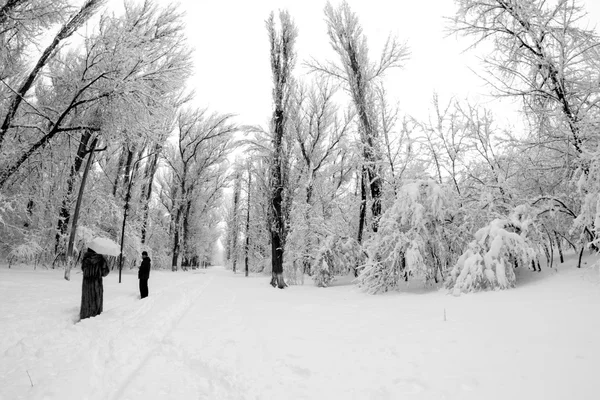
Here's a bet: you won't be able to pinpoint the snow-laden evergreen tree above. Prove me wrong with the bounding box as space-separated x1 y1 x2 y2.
358 180 461 294
446 204 539 294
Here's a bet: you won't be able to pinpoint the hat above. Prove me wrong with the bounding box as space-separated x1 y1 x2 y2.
142 251 148 256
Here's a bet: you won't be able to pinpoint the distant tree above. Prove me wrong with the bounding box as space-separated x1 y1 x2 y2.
228 167 242 273
162 109 236 271
285 79 351 277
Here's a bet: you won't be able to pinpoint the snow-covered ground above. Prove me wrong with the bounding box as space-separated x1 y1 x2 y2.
1 255 599 400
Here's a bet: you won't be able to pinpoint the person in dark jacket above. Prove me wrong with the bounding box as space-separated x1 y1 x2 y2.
138 251 151 299
80 248 109 320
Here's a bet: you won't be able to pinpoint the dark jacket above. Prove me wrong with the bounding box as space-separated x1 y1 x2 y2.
80 249 109 320
82 249 109 279
139 257 151 280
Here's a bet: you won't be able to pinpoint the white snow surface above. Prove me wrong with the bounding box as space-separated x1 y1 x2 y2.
1 258 600 400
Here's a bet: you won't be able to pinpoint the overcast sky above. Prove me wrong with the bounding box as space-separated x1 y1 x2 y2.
144 0 600 128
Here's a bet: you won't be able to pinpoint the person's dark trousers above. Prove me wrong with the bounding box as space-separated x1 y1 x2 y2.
139 279 149 298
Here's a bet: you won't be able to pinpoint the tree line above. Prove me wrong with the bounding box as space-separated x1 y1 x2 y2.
0 0 234 274
224 0 600 293
1 0 599 294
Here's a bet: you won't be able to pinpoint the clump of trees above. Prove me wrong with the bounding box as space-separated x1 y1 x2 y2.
4 0 600 297
225 0 600 294
0 0 234 273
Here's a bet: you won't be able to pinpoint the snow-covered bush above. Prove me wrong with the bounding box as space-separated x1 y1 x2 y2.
8 237 43 268
358 180 462 294
313 235 365 287
446 205 538 294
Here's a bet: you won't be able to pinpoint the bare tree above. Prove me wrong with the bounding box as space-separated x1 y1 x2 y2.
309 1 409 239
452 0 600 168
292 78 352 274
0 0 192 188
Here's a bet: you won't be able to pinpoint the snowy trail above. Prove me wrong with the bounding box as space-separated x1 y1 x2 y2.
1 263 600 399
0 269 214 400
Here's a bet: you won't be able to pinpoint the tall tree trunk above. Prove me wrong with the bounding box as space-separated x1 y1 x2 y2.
55 130 92 255
112 146 128 196
267 11 296 289
270 109 286 289
64 137 98 280
231 172 241 273
141 144 161 244
171 204 183 271
554 231 564 263
355 168 367 277
181 199 192 271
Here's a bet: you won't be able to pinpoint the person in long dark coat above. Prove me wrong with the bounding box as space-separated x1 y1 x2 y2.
80 248 109 320
138 251 151 299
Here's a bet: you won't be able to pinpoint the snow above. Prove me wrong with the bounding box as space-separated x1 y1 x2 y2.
1 257 600 400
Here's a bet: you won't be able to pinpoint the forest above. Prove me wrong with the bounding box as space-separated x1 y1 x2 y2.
1 0 599 294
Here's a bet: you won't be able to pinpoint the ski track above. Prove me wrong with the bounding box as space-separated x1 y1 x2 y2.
2 263 599 400
0 272 213 400
116 273 254 400
105 275 215 400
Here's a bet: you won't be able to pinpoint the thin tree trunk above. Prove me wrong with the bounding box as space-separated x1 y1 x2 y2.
181 200 192 271
141 144 161 244
112 146 127 196
244 168 251 277
56 130 92 255
64 137 97 281
231 172 241 273
554 231 564 263
355 168 367 277
171 204 183 271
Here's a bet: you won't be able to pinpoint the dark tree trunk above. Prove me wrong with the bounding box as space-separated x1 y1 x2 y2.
231 173 241 273
355 168 367 277
171 204 183 271
141 145 161 244
180 199 193 271
112 146 127 196
270 109 287 289
554 231 564 263
266 12 296 289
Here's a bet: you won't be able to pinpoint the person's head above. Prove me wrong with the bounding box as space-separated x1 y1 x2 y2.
142 251 148 258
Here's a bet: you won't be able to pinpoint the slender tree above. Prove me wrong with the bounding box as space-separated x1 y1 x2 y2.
310 1 409 237
266 10 298 289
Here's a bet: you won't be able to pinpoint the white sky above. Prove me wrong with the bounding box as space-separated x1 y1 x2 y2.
97 0 600 129
179 0 487 126
156 0 600 129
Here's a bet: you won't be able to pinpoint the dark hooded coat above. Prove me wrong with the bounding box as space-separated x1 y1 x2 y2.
80 248 109 320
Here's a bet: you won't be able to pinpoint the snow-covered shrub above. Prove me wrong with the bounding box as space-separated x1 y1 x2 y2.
8 237 43 267
313 235 365 287
358 180 462 294
446 205 538 294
